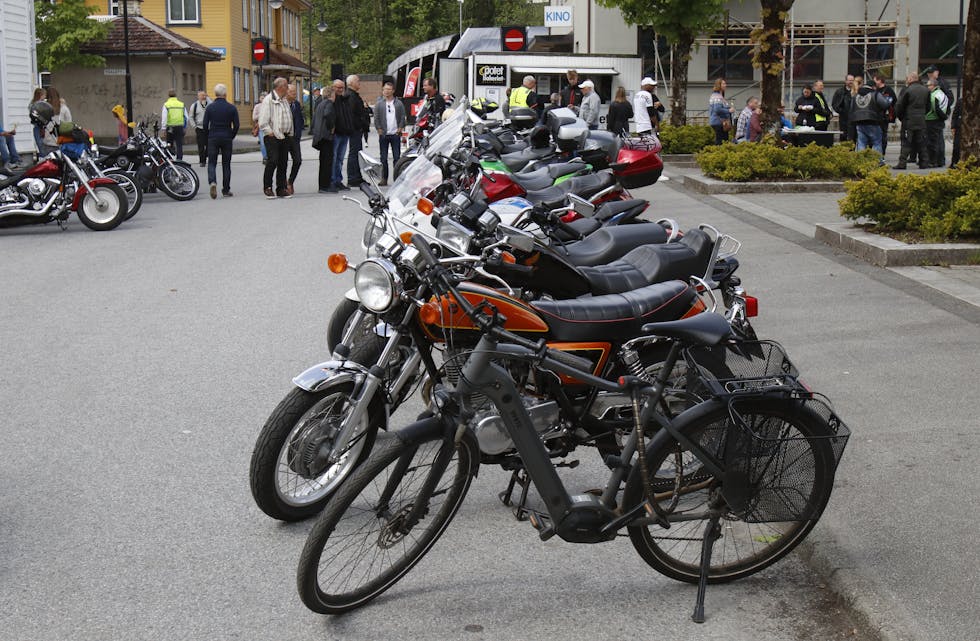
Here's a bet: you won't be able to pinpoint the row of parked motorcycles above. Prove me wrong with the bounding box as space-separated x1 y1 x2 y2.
0 108 200 232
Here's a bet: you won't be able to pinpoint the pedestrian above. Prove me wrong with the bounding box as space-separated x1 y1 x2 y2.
509 75 538 115
606 87 633 136
924 77 949 168
374 82 405 186
189 90 211 167
793 84 826 127
734 96 759 143
893 72 929 170
708 78 734 144
578 79 600 130
345 75 371 187
111 104 129 144
29 87 46 155
849 75 891 155
0 120 23 172
286 83 304 195
331 77 352 190
872 74 897 154
257 77 294 199
811 80 832 131
252 91 268 164
633 77 663 136
42 86 71 150
420 78 446 121
749 102 764 142
949 101 962 169
923 65 952 166
312 87 322 114
831 74 854 141
203 83 239 198
312 84 337 193
161 89 189 160
560 69 583 109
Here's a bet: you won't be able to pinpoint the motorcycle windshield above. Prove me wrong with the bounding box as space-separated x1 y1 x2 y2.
386 155 443 220
421 96 469 160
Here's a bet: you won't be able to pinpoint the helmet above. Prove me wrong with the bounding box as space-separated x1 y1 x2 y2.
30 100 55 126
529 125 550 149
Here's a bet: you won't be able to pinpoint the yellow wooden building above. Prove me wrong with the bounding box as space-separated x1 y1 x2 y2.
95 0 314 127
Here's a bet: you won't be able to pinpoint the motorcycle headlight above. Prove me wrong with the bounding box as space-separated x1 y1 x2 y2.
435 217 473 255
354 259 401 313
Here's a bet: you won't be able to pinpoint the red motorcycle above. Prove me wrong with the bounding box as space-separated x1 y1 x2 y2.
0 149 128 231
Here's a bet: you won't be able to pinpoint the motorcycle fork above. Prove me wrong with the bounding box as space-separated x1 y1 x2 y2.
63 155 105 208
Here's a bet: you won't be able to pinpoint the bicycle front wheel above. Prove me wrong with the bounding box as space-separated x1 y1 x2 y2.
625 396 837 584
297 429 478 614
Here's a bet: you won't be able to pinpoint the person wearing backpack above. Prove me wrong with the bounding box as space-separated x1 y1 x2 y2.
924 77 950 168
849 74 893 155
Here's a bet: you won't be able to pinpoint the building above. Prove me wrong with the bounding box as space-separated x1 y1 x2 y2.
90 0 314 128
0 0 38 155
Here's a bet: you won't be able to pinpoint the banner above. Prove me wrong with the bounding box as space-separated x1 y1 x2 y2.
403 66 422 98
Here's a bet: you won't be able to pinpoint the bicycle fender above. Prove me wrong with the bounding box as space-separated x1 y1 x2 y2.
292 360 368 393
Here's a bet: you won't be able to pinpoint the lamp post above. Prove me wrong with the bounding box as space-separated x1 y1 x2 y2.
458 0 463 36
122 0 137 136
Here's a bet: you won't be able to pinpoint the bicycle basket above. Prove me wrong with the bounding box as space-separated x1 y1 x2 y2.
718 394 851 523
684 340 801 398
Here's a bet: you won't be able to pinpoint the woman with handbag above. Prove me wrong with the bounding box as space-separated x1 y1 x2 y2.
708 78 733 144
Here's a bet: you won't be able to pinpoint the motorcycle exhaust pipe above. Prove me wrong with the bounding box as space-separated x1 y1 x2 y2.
0 192 59 218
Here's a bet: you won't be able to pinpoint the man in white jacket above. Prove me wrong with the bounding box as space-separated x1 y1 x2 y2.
257 77 293 198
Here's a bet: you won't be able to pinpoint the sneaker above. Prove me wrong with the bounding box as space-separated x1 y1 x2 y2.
286 182 294 196
200 162 206 167
264 187 275 199
337 183 350 191
209 183 217 199
277 189 293 199
318 188 333 194
892 164 907 170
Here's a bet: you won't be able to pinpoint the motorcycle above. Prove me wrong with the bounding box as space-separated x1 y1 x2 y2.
94 123 199 201
77 145 144 221
0 149 129 231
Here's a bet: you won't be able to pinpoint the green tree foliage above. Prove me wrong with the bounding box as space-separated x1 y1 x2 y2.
35 0 109 72
595 0 726 125
309 0 540 76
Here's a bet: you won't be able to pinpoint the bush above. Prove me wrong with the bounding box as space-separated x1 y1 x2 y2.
695 140 882 182
839 163 980 242
658 124 715 154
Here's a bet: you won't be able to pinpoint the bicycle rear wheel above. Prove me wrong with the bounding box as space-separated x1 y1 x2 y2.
297 429 478 614
625 397 836 584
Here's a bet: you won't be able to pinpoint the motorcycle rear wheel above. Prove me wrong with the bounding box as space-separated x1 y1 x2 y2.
250 384 383 521
157 163 199 201
76 183 128 231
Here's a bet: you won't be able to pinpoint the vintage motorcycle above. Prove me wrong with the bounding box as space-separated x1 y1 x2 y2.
93 123 199 201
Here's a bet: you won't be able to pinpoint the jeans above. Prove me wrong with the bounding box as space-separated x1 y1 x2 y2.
711 123 729 145
207 136 233 193
925 121 945 167
332 134 350 187
258 133 267 160
287 134 302 184
855 123 883 154
263 135 290 192
166 126 185 160
378 133 401 181
0 135 21 165
33 126 45 155
347 133 364 184
195 128 208 165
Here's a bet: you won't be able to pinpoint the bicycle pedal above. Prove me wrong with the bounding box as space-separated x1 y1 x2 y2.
527 511 555 541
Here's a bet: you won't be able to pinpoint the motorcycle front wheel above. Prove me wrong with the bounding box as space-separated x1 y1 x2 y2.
76 183 128 231
326 298 384 365
104 169 144 220
249 383 384 521
157 163 199 201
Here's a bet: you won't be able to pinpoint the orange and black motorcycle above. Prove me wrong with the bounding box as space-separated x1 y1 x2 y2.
248 218 740 522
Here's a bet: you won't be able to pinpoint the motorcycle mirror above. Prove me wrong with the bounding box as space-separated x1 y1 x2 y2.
358 151 383 186
499 224 535 253
567 193 595 218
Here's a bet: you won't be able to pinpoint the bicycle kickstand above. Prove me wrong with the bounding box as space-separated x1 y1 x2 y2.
692 515 722 624
498 468 532 521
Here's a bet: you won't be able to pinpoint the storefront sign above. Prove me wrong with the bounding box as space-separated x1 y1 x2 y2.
476 64 507 86
544 6 573 27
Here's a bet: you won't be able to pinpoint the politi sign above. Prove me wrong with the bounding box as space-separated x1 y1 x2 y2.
476 64 507 86
544 6 573 27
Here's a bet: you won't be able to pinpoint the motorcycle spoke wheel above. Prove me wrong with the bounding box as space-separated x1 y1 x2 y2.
297 433 475 614
158 165 199 200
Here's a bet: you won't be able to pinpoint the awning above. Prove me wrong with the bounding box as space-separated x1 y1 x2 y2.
387 34 458 75
511 66 620 75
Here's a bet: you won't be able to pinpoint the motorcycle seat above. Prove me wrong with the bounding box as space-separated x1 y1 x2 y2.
525 170 617 210
594 199 648 222
0 169 27 188
500 146 554 172
532 280 698 343
510 161 589 190
559 224 668 267
97 144 121 156
578 229 713 295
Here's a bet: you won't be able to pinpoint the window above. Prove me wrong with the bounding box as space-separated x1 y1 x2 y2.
233 67 241 104
848 27 895 79
242 0 248 31
244 70 251 102
706 28 754 81
108 0 120 16
638 27 669 85
250 0 257 34
182 72 188 91
168 0 200 24
919 25 959 78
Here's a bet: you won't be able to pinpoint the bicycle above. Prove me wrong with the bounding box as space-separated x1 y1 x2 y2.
295 235 850 623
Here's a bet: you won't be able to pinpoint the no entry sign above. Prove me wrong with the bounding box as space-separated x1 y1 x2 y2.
501 27 526 51
252 37 269 65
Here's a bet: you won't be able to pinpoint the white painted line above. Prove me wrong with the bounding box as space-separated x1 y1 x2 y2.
713 194 814 237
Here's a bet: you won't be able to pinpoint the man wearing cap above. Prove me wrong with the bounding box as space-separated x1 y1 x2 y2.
579 80 601 130
633 77 664 135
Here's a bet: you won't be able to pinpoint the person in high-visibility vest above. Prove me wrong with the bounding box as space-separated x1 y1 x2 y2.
812 80 831 132
509 75 538 117
161 89 189 160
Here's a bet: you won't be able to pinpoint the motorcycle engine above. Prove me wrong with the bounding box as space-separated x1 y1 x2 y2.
472 398 562 455
23 178 50 198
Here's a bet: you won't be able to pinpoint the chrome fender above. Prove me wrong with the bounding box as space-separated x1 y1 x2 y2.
344 287 359 302
292 359 369 393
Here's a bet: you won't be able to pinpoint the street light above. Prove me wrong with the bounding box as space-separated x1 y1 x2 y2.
269 0 283 9
458 0 463 36
350 38 359 49
309 11 327 124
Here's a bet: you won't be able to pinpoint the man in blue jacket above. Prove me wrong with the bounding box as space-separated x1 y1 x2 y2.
286 83 304 195
203 83 240 198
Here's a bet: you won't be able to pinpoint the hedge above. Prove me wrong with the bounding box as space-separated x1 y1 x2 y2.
839 165 980 242
695 140 882 182
657 124 715 155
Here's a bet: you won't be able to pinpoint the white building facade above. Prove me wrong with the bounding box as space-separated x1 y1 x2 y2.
0 0 39 154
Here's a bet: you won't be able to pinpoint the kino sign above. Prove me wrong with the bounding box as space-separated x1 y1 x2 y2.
544 6 573 27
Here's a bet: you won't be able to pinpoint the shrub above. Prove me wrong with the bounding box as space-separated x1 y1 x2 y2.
658 124 715 154
839 164 980 242
695 140 881 182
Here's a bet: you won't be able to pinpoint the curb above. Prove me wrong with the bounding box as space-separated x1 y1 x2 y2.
816 223 980 267
683 173 846 194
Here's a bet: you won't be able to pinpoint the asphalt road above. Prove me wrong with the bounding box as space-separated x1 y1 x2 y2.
0 150 895 641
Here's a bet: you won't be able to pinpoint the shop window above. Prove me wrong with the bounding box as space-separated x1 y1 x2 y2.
848 27 895 79
168 0 200 24
108 0 120 16
789 43 824 83
919 25 959 78
706 28 754 81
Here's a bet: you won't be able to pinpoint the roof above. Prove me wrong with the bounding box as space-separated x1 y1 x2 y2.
447 27 550 59
386 33 459 75
81 16 222 60
265 48 318 74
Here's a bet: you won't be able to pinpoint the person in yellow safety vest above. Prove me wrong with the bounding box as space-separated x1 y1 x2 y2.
509 75 539 118
812 80 831 131
161 88 189 160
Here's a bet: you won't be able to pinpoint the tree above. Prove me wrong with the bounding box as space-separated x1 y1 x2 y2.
960 0 979 161
751 0 794 133
595 0 726 125
35 0 109 72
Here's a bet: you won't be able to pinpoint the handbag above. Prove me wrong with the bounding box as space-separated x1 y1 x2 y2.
721 118 732 132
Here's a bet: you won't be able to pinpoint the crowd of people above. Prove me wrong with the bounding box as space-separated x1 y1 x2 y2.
706 65 957 169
